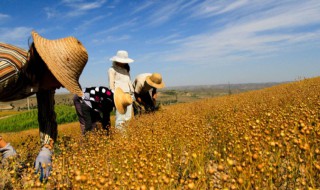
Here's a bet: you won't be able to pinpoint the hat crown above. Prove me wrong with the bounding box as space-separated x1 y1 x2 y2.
31 31 88 97
122 93 133 106
116 50 129 59
110 50 134 63
114 88 133 114
150 73 162 85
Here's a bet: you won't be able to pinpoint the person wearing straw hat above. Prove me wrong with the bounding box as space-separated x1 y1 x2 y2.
133 73 165 115
0 31 88 181
108 50 134 130
73 87 132 135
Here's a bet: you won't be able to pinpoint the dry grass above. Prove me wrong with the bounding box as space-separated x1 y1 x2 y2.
1 77 320 189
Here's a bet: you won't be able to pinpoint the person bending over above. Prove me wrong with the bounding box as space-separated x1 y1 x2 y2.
0 31 88 181
133 73 165 115
73 87 132 135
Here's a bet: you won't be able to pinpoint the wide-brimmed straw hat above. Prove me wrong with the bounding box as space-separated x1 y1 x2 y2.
114 88 133 114
146 73 165 89
110 50 134 64
32 30 88 97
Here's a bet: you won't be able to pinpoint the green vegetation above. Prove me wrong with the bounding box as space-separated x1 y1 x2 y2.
0 105 78 132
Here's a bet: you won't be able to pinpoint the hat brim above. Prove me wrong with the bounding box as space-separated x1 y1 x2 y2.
110 57 134 64
114 88 126 114
146 76 165 89
32 31 88 97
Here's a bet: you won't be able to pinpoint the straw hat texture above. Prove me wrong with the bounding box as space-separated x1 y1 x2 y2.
114 88 133 114
146 73 165 89
32 31 88 97
110 50 134 64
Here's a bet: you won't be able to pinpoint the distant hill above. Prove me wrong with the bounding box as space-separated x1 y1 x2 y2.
0 81 289 111
164 81 288 91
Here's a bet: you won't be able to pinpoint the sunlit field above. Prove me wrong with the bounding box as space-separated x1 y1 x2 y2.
1 77 320 189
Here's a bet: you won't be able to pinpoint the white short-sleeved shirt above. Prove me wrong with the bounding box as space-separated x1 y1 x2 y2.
133 73 154 94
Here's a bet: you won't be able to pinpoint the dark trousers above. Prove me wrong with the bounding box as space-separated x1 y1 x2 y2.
133 92 155 115
73 95 102 135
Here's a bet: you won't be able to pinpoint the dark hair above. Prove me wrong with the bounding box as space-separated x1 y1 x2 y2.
115 61 130 72
22 42 47 84
123 63 130 72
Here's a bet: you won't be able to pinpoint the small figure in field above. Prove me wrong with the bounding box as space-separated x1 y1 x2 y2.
0 31 88 181
108 50 134 130
73 87 132 135
133 73 165 115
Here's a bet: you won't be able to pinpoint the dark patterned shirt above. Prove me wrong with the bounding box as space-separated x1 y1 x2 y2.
0 43 37 101
83 86 114 113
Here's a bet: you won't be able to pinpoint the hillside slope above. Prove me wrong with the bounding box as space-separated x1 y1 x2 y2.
1 77 320 189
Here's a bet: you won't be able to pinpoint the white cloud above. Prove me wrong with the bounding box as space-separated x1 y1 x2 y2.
188 0 249 19
146 0 198 26
75 15 107 32
158 1 320 64
94 18 138 36
145 33 182 45
190 0 240 18
217 0 248 14
46 0 107 18
92 34 130 44
233 2 320 33
132 1 155 15
44 7 58 19
62 0 106 10
0 27 32 45
0 13 10 21
70 0 106 11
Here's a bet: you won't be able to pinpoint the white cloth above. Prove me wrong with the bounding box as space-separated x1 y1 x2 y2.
108 62 134 129
108 63 133 93
133 73 153 94
115 104 132 129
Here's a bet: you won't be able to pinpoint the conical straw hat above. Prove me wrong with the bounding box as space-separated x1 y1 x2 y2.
114 88 133 114
32 31 88 97
146 73 165 89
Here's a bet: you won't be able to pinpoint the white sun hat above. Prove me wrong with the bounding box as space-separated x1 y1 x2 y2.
110 50 134 64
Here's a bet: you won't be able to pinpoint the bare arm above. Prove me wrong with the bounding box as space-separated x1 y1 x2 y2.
152 88 157 99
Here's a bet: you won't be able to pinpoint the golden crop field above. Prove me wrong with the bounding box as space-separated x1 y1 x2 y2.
1 77 320 189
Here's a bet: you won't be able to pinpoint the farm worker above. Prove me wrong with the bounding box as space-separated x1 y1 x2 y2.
73 87 132 135
108 50 134 130
132 73 165 115
0 31 88 181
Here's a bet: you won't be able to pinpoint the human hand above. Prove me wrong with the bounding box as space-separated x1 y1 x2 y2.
34 147 52 182
152 93 157 100
0 143 17 160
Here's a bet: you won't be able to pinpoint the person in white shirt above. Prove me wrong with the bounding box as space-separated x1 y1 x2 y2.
108 50 134 129
133 73 165 115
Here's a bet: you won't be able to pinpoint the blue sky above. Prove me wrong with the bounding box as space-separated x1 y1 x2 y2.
1 0 320 90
